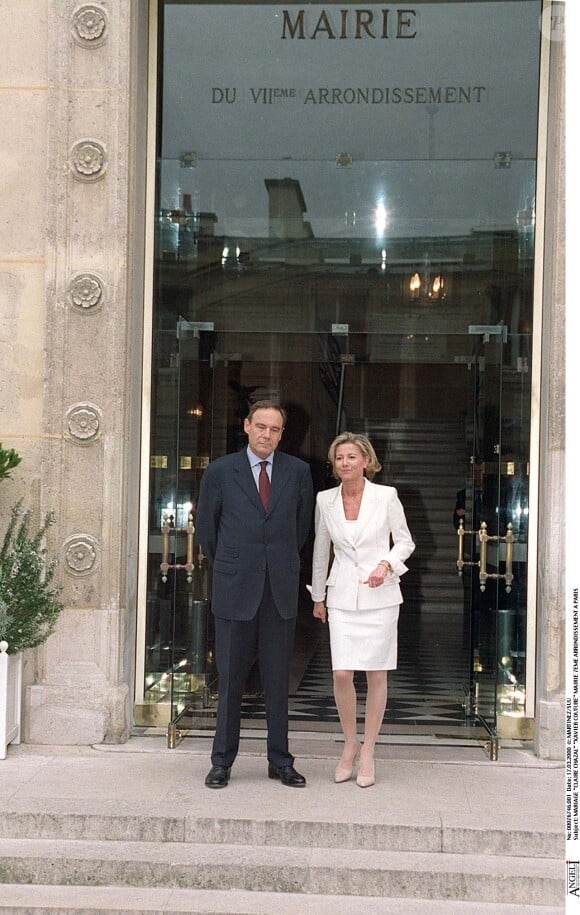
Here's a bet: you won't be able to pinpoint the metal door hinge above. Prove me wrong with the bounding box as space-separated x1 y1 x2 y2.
468 324 508 343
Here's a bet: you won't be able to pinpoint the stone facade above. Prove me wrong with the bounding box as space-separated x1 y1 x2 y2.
0 0 139 744
535 24 566 760
0 1 566 756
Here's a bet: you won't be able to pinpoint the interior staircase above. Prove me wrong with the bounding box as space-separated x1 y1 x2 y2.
353 417 468 614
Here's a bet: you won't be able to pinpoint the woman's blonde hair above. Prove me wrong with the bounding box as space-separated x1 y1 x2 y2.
328 432 382 480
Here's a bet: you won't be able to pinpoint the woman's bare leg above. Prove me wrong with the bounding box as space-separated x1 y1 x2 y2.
333 669 360 775
359 670 388 783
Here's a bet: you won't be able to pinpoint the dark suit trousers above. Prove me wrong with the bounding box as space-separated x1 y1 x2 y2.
211 573 296 769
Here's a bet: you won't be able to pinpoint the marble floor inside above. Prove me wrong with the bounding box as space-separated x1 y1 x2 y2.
237 610 481 739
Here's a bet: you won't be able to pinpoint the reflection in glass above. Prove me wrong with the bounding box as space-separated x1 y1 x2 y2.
136 1 542 743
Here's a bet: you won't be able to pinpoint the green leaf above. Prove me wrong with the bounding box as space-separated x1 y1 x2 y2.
0 501 63 653
0 444 22 482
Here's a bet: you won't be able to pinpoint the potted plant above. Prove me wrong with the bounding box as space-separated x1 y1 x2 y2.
0 444 63 757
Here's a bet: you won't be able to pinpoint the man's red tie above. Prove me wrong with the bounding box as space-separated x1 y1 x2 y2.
258 461 270 510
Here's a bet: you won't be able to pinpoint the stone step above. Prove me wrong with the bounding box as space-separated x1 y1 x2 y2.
381 442 465 454
354 422 466 434
404 584 465 597
403 603 464 613
405 584 468 594
0 839 562 906
0 884 565 914
0 811 563 859
398 561 464 571
411 505 465 516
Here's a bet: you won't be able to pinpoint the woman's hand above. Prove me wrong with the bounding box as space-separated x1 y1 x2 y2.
312 600 327 623
364 561 391 588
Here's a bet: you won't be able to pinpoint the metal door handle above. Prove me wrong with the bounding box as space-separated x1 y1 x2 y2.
457 519 514 592
160 511 196 583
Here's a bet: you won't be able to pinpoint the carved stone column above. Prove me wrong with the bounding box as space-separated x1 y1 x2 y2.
24 0 136 745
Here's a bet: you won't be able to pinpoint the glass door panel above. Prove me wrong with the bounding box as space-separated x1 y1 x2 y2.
167 320 215 733
457 328 530 750
140 322 182 724
140 318 217 733
497 332 530 727
138 314 531 754
139 0 541 747
154 329 511 743
463 331 504 742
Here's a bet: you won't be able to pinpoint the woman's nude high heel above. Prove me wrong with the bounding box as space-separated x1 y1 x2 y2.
356 755 375 788
334 742 361 783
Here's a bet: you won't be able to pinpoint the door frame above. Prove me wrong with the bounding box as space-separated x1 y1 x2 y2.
133 0 553 734
134 0 161 710
523 0 553 725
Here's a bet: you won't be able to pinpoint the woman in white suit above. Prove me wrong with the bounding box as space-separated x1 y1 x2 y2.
310 432 414 787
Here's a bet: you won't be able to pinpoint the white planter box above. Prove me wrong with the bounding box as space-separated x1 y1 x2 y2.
0 641 22 759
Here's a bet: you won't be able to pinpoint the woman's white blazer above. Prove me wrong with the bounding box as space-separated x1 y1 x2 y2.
310 478 415 611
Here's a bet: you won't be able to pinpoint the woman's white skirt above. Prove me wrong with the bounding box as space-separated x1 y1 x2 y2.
327 604 400 671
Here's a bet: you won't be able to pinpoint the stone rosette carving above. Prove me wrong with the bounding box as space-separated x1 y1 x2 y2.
63 535 99 576
70 140 107 181
72 5 108 47
68 273 104 312
66 404 102 443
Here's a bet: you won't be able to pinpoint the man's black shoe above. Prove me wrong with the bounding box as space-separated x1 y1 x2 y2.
267 763 306 787
205 765 231 788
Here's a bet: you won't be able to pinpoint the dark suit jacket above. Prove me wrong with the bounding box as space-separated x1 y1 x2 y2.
196 449 314 621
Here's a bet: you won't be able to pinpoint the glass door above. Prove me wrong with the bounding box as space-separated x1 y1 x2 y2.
138 317 217 737
137 313 531 757
458 329 503 751
166 319 217 741
458 327 528 756
152 327 522 747
141 0 542 748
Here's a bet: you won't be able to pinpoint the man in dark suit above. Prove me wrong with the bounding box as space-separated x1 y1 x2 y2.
196 400 314 788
